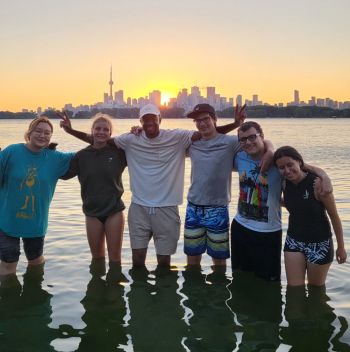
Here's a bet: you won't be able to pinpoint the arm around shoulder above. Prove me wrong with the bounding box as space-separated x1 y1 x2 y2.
304 163 332 194
260 139 274 173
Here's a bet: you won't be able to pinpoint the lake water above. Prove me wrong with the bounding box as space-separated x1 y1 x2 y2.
0 118 349 352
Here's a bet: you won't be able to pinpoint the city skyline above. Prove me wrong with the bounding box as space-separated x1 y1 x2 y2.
29 69 349 116
30 67 348 114
101 68 350 110
1 0 350 112
9 68 350 113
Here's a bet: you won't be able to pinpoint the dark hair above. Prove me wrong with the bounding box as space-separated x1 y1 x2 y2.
238 121 264 137
273 146 304 167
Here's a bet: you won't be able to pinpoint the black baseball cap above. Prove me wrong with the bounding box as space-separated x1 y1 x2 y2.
186 103 216 119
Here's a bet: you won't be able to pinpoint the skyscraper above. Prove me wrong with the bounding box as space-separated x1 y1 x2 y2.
191 86 201 97
109 65 114 101
236 95 242 106
149 90 161 106
114 90 124 105
207 86 215 104
294 90 300 105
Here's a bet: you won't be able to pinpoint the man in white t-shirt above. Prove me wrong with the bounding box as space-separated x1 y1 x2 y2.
114 104 194 267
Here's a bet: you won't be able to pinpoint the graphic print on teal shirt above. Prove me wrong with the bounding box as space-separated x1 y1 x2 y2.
238 162 269 222
16 165 38 219
0 143 73 237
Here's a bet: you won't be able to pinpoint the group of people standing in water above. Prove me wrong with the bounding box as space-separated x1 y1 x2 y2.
0 103 347 287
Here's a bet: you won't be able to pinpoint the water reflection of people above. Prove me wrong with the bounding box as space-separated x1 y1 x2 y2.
181 266 237 351
77 259 128 351
282 285 350 351
227 271 283 350
0 264 56 351
127 266 186 351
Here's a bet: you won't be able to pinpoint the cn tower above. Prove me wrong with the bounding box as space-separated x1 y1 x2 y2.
109 65 113 100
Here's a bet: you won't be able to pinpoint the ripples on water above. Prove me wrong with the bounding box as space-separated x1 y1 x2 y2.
0 118 349 351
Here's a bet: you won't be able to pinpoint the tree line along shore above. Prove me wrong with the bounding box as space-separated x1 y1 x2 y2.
1 105 350 120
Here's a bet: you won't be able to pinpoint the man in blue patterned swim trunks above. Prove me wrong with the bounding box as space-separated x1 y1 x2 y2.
184 104 244 266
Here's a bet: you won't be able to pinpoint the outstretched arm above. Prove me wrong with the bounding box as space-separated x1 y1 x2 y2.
216 104 247 134
56 111 93 144
60 154 79 180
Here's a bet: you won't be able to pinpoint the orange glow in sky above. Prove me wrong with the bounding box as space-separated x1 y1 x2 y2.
0 1 349 112
161 93 172 106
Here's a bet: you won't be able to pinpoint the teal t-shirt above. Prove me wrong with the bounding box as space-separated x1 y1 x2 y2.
0 143 74 238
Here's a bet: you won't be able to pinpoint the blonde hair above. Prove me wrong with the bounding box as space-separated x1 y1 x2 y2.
91 113 113 134
25 116 53 142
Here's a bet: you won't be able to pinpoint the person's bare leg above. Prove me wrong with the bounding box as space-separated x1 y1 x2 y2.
156 254 170 267
86 216 106 259
132 248 148 267
0 261 18 276
105 211 125 263
187 254 202 266
307 262 331 286
28 255 45 266
212 258 226 266
284 252 307 286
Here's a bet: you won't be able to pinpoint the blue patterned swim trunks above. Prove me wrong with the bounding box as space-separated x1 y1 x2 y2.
284 235 334 265
184 202 229 259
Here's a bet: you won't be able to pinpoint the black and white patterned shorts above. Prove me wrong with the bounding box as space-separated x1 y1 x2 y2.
284 235 334 265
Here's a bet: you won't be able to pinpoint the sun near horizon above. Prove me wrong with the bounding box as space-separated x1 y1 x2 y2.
161 92 172 106
1 1 349 112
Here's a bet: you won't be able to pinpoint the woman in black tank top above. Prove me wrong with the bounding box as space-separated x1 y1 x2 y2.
273 146 346 286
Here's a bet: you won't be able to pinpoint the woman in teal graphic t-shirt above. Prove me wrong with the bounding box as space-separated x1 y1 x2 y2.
0 116 73 276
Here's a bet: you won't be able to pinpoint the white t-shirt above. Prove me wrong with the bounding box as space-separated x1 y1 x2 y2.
114 129 193 207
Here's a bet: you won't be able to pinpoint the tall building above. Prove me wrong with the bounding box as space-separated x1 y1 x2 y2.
149 90 161 106
294 90 300 105
236 94 242 106
207 86 215 105
109 65 114 100
114 90 124 105
177 88 188 108
191 86 201 97
188 86 202 109
309 96 316 106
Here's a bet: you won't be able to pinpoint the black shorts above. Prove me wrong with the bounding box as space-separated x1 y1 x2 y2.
231 219 282 281
0 230 44 263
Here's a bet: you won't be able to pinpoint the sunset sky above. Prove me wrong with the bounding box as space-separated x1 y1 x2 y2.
1 0 349 111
